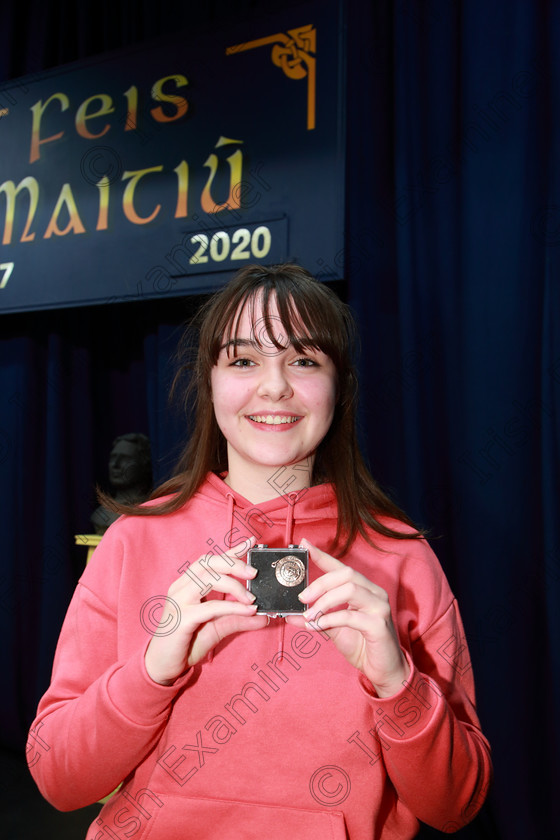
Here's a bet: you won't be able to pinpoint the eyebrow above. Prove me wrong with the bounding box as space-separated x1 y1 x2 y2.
219 338 259 353
219 336 319 353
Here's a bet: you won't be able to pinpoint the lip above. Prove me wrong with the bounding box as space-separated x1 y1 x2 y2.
245 413 303 430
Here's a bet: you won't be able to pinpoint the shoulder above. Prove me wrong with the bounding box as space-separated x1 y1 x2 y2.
365 516 447 582
348 519 454 636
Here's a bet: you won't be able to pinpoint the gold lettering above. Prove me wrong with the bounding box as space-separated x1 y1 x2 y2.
96 176 110 230
43 183 86 238
151 75 189 123
174 160 189 218
124 85 138 131
201 137 244 214
122 166 163 224
0 177 39 243
75 94 114 139
30 93 70 163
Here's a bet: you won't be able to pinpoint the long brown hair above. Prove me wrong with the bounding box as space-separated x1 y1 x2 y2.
100 264 423 554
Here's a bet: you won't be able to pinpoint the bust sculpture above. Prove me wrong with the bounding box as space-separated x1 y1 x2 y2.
90 433 153 534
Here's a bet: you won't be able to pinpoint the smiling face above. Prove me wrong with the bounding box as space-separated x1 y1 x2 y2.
210 295 337 500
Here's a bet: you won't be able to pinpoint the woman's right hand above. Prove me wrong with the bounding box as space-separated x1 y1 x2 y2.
144 537 267 685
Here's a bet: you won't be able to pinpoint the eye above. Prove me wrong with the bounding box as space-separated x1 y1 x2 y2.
292 357 318 367
230 357 256 368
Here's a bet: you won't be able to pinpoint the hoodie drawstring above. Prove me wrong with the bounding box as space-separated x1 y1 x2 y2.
278 492 300 658
226 491 235 540
207 491 235 664
284 492 298 545
208 487 300 663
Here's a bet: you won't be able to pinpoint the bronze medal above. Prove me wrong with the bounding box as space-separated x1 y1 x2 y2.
272 555 305 587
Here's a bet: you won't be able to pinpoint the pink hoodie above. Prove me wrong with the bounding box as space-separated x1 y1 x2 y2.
27 473 492 839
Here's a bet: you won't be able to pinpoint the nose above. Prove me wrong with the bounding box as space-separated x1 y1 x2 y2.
256 360 293 400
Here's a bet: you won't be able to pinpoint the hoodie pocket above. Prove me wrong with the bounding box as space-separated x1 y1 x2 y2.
139 794 348 840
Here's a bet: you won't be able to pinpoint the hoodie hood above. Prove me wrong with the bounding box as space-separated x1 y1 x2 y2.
201 470 338 547
29 471 491 839
197 472 339 657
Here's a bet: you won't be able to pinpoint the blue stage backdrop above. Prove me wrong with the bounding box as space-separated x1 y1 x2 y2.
0 0 345 312
1 2 559 840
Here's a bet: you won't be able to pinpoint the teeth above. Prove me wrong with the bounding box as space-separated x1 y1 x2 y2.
249 415 299 425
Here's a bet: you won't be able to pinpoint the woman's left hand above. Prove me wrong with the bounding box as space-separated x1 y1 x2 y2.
285 540 410 698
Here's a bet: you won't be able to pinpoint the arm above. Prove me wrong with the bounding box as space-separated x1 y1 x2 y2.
27 535 266 811
358 603 492 831
285 539 492 831
27 581 191 810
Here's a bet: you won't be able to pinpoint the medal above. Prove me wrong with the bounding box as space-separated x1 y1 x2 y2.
272 555 306 587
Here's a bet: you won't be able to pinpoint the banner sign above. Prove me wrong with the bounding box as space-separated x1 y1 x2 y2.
0 0 345 313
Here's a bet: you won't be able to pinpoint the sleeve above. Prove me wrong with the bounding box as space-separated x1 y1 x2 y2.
26 550 193 811
358 597 492 833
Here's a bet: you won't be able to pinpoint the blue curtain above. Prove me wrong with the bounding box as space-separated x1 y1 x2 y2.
0 2 557 838
346 2 559 838
0 301 191 743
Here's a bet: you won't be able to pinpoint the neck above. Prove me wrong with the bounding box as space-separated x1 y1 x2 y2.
223 455 314 504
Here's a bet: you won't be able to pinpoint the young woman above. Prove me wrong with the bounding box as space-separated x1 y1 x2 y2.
27 264 492 839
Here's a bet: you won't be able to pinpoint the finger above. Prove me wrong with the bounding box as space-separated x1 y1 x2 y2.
187 548 259 601
170 551 257 603
299 565 385 606
170 576 253 608
189 613 268 665
178 599 259 635
208 612 269 643
302 581 388 620
165 604 257 672
284 614 309 630
192 544 258 580
230 534 257 557
301 539 344 573
301 541 382 603
303 606 374 634
145 600 259 681
218 534 259 567
182 536 258 582
298 567 353 604
203 572 256 604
